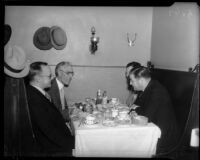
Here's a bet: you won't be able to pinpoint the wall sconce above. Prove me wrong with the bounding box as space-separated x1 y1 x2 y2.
90 26 99 54
127 33 137 46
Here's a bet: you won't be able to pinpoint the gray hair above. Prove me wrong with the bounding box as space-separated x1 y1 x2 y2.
55 61 72 77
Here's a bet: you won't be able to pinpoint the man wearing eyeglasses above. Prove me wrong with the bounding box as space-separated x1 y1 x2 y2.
48 61 74 134
26 61 74 156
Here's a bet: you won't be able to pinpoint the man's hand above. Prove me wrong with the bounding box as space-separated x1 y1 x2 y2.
130 104 140 110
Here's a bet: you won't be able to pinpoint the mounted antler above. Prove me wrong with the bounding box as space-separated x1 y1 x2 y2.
127 33 137 46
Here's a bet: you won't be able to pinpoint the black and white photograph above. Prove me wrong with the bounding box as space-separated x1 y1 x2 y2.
4 1 199 159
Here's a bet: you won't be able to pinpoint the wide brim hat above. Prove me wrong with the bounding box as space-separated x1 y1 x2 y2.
33 27 52 50
4 24 12 46
4 45 30 78
50 26 67 50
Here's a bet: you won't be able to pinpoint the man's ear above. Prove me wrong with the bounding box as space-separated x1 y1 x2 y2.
35 75 40 83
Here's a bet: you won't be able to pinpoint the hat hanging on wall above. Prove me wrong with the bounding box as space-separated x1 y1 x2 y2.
50 26 67 50
33 27 53 50
4 24 12 46
4 45 30 78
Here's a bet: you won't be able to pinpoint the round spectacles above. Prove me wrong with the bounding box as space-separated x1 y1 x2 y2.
60 70 74 76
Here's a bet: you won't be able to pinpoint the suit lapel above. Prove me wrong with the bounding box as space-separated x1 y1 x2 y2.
51 79 62 110
29 85 60 112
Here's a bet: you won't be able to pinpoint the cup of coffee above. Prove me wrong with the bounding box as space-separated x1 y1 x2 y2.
111 108 118 117
86 115 95 125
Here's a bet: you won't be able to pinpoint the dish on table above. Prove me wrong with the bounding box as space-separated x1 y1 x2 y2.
132 115 148 125
82 114 99 125
84 120 99 125
116 116 131 125
102 119 117 127
116 119 131 125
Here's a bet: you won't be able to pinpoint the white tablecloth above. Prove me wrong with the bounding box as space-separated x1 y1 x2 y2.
72 121 161 157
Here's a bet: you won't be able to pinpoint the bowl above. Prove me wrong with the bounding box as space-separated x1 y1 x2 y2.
132 116 148 125
85 115 96 125
110 98 119 105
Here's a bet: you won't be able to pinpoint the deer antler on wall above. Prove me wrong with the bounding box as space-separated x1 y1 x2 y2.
127 33 137 46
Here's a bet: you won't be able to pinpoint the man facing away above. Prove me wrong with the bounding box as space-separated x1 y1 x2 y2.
129 66 179 155
26 61 74 156
125 61 141 107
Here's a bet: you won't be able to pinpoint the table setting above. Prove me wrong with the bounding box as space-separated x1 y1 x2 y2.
69 90 161 157
70 96 148 128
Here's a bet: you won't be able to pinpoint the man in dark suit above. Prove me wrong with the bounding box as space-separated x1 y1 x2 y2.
26 61 74 156
129 66 179 155
125 61 141 107
47 61 74 134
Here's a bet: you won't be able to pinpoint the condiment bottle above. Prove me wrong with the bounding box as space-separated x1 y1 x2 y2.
96 89 102 105
102 91 108 105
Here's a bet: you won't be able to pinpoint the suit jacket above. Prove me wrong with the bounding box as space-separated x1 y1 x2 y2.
135 79 179 154
48 78 70 121
26 85 74 155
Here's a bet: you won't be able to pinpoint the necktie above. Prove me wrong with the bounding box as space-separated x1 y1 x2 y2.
60 87 65 110
45 92 51 102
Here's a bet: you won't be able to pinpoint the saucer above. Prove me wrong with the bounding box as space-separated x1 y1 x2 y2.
102 119 117 127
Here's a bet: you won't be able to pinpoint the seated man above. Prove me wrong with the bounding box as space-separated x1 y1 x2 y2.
26 61 74 156
47 61 74 135
47 61 74 121
129 66 179 154
125 61 141 107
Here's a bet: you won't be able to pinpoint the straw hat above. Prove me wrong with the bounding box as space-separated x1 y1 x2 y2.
50 26 67 50
4 45 30 78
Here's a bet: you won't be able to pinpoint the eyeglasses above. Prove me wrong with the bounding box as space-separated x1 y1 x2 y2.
60 70 74 76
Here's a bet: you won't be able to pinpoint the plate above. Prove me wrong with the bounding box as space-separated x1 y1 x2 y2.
132 116 148 125
83 118 99 125
84 121 99 125
102 119 117 127
116 118 131 125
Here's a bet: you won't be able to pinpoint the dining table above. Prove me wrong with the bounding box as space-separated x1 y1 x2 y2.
70 107 161 158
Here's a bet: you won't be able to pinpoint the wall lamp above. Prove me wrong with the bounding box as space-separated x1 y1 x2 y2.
90 26 99 54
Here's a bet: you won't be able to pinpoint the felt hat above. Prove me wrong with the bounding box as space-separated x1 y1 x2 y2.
4 24 12 46
33 27 52 50
4 45 30 78
50 26 67 50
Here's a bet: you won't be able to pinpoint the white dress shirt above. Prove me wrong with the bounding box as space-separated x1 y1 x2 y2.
55 79 73 135
56 78 65 110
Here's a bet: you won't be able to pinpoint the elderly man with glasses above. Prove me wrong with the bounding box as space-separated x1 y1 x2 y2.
48 61 74 134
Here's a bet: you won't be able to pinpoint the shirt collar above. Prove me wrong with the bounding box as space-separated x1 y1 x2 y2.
31 84 46 96
56 78 64 90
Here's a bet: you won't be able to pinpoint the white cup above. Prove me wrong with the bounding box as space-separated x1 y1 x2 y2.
86 115 95 125
112 109 118 117
111 98 118 104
